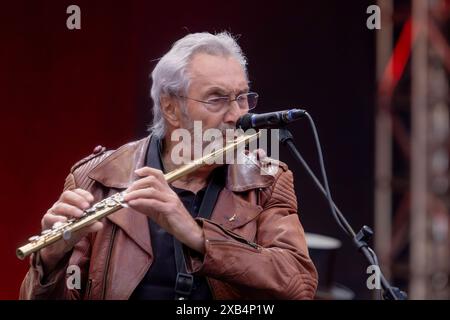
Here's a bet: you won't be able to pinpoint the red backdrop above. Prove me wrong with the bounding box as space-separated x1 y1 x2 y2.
0 1 150 299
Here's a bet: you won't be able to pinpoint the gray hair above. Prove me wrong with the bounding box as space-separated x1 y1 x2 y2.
148 32 248 139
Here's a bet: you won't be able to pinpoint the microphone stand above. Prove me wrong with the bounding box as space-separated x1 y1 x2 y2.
278 127 407 300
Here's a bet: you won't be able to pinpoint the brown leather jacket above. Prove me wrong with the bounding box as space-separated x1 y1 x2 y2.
19 135 318 300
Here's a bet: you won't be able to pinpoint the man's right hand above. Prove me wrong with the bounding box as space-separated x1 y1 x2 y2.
39 188 103 273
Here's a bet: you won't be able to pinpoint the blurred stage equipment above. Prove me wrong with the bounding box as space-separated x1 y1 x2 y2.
375 0 450 299
305 233 355 300
275 117 406 299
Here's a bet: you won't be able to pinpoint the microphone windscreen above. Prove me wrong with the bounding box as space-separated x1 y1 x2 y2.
236 113 254 130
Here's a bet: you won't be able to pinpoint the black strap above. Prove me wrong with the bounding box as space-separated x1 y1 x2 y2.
173 239 193 300
173 166 225 300
197 166 226 219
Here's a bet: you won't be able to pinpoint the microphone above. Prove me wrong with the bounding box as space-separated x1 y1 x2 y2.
236 109 307 130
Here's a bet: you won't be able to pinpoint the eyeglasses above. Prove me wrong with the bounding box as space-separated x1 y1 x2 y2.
177 92 258 112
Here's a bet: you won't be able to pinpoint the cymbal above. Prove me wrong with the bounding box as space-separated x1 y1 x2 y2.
315 283 355 300
305 233 355 299
305 232 342 250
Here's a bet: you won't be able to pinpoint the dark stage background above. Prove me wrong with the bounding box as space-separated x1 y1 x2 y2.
0 1 375 299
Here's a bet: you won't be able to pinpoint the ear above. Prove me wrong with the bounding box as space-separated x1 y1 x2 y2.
160 94 181 128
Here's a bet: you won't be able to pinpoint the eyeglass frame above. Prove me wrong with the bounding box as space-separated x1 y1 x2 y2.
175 92 259 111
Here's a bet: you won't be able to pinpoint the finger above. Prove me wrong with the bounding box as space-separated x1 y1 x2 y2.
59 191 90 209
124 187 170 203
254 148 267 160
41 213 67 230
62 221 104 247
127 198 165 213
82 221 104 234
72 188 94 203
134 167 165 182
126 175 164 193
51 202 85 219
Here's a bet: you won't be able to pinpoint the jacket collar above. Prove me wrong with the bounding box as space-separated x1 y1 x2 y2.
88 134 277 192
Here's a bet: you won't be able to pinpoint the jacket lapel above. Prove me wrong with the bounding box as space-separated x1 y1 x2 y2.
211 188 263 230
215 152 281 229
88 136 152 255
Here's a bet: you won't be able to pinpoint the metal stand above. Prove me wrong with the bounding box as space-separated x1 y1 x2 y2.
279 127 407 300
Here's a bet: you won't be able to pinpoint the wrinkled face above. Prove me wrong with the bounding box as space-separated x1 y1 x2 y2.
180 53 249 133
161 53 250 163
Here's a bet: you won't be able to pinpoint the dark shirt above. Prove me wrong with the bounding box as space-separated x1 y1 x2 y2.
130 137 213 300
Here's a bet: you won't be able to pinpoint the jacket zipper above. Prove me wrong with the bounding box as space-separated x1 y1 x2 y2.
206 278 216 299
209 239 261 252
101 224 117 299
210 220 260 250
85 279 92 299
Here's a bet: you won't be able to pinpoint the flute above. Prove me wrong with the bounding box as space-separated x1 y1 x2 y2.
16 132 260 260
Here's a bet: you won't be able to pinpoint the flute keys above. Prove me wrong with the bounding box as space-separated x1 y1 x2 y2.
105 199 116 207
28 235 40 242
94 202 105 209
41 229 52 235
52 221 65 229
115 193 128 207
85 208 96 215
115 193 125 202
63 229 72 240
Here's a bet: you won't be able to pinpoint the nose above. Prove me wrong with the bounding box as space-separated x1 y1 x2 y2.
223 100 242 126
